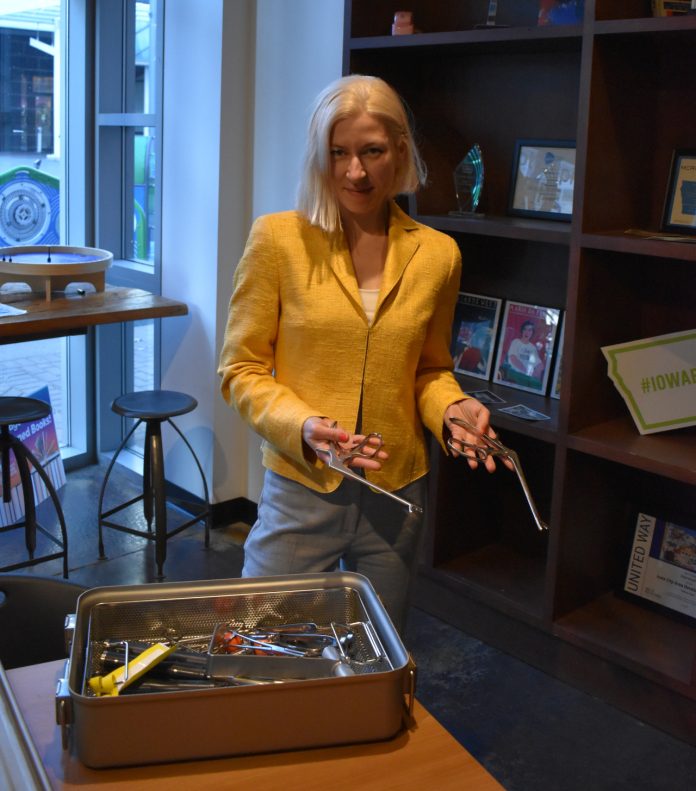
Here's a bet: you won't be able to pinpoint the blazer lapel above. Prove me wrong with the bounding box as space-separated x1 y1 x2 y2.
324 233 364 312
377 203 420 312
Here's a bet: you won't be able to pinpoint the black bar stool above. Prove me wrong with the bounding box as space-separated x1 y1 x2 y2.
0 396 69 578
98 389 210 578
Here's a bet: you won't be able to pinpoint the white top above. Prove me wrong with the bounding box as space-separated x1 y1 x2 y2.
359 288 379 325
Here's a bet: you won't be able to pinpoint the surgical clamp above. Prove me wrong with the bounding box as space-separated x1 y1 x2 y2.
317 427 423 514
447 417 549 532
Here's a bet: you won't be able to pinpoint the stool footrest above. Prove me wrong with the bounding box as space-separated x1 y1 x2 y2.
0 521 66 545
99 493 147 522
0 519 68 576
100 508 208 542
0 549 66 573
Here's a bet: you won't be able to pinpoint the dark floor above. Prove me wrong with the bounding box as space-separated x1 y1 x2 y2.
4 461 696 790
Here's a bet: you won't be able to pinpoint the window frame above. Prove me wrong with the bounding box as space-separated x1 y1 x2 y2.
94 0 164 453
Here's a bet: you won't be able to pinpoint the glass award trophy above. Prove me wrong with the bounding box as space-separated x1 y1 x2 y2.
475 1 508 29
478 0 499 27
450 144 484 216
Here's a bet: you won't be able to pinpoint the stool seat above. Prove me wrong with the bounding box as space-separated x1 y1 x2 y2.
111 390 197 421
98 389 210 579
0 396 52 425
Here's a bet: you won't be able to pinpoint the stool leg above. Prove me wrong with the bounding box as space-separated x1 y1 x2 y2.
10 436 69 579
143 421 154 532
147 420 167 578
98 419 141 557
1 427 12 504
14 447 37 557
167 419 211 547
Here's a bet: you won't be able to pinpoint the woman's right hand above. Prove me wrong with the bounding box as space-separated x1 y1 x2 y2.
302 416 388 470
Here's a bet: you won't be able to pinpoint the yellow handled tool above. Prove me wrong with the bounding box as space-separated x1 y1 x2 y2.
88 642 177 696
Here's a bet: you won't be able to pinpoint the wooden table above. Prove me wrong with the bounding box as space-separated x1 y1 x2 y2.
0 285 188 344
6 660 504 790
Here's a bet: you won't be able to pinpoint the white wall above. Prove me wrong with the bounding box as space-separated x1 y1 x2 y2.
254 0 344 217
160 0 343 507
160 0 256 502
246 0 343 500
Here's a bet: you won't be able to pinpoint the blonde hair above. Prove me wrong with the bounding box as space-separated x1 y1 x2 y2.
296 75 427 233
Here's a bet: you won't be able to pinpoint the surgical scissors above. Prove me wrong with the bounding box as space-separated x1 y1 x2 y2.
317 425 423 514
447 417 549 532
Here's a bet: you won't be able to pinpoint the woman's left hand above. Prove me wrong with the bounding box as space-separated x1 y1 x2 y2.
443 398 509 473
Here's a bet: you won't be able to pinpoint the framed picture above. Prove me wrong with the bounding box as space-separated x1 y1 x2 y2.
661 149 696 235
550 314 565 399
538 1 584 26
621 508 696 625
493 300 561 395
508 139 576 221
451 292 502 380
651 1 691 16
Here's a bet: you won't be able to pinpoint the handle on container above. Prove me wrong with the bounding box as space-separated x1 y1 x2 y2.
403 654 417 725
55 660 72 750
63 613 76 656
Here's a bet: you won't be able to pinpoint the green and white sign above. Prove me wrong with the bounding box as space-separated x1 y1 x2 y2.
602 329 696 435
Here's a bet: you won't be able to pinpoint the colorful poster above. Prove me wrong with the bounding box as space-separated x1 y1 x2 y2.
0 386 65 527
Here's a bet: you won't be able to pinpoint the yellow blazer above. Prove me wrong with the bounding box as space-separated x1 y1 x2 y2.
218 201 467 493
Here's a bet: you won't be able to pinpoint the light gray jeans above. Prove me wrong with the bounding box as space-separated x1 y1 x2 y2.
242 469 427 633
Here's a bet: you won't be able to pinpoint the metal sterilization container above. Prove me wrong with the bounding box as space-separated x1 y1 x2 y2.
56 572 416 768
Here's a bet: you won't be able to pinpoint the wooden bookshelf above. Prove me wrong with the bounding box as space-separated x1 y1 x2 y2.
344 0 696 743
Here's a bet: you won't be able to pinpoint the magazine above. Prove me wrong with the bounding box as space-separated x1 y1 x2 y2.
451 292 502 380
623 511 696 621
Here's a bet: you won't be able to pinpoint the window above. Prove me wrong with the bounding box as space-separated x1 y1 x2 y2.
0 1 164 462
95 0 161 276
0 0 89 462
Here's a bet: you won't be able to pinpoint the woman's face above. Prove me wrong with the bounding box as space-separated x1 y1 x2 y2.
522 324 534 341
329 112 404 224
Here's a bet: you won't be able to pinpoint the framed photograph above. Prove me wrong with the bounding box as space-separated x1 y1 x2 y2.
651 1 691 17
621 509 696 625
661 149 696 235
538 0 584 26
509 139 576 221
550 314 565 400
451 292 502 380
493 300 561 395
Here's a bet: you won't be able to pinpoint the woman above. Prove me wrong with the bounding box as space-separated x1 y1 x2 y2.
218 75 506 632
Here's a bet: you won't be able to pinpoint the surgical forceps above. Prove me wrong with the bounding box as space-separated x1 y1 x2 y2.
317 426 423 514
447 417 549 532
